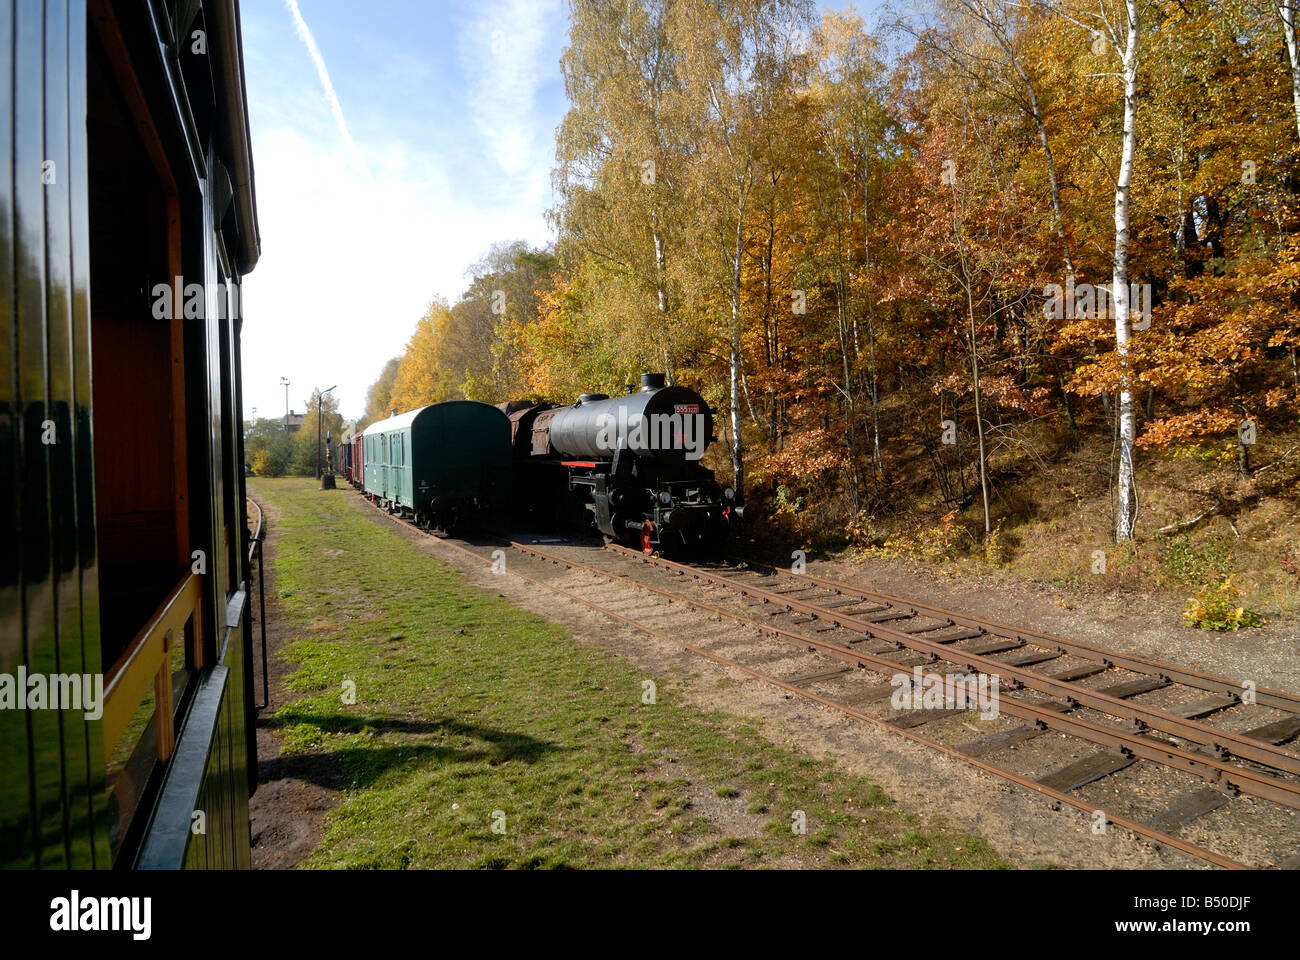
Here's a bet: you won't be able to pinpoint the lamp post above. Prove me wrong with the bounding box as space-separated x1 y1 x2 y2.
316 385 336 480
279 377 290 433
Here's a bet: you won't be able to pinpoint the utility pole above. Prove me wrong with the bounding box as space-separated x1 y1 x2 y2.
316 384 336 480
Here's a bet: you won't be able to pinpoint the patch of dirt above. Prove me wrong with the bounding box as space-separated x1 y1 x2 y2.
247 496 346 870
644 758 766 839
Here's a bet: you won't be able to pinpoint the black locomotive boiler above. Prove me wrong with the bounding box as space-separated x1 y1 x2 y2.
503 374 740 555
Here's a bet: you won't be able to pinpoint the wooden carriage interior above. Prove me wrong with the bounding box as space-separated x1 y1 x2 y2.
1 0 261 868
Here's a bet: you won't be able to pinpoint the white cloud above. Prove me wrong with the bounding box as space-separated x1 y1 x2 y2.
457 0 561 197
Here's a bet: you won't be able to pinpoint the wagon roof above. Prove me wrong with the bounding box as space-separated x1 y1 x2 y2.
360 400 503 437
361 406 427 436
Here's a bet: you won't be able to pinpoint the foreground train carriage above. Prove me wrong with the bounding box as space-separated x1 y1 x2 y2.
362 402 513 532
1 0 261 867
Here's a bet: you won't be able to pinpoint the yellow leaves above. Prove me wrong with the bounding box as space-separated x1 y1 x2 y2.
249 449 271 476
388 300 459 412
1183 577 1266 631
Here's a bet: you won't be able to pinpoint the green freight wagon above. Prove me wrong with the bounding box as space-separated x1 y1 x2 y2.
361 402 513 532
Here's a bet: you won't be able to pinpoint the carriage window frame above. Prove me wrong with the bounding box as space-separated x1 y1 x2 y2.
87 6 208 862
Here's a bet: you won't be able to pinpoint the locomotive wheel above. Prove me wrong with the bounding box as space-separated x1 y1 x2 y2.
640 521 654 555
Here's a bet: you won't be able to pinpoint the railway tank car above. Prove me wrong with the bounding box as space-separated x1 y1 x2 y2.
362 402 512 532
512 374 740 554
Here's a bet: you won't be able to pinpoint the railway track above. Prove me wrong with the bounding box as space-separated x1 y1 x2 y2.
363 496 1300 869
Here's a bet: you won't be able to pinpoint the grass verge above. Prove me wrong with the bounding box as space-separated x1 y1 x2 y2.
250 477 1009 869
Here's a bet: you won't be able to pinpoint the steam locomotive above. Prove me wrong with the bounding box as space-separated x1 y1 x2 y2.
499 374 741 555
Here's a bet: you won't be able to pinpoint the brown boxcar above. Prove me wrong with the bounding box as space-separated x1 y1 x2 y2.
348 432 364 487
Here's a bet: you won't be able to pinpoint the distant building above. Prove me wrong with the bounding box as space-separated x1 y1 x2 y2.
283 410 305 433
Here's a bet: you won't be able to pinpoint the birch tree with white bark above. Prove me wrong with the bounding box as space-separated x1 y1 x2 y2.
1280 3 1300 141
1047 0 1142 541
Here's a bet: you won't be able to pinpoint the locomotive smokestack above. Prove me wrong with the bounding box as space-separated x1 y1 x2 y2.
640 373 666 391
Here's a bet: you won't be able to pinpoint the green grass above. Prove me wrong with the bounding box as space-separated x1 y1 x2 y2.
251 477 1010 870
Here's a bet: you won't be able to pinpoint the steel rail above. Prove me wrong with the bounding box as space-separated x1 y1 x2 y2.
366 509 1248 869
607 545 1300 778
246 496 270 709
730 555 1300 714
499 540 1300 812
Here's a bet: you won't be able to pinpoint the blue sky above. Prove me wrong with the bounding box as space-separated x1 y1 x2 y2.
239 0 887 422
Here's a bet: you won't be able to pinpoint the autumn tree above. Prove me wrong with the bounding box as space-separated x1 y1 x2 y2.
554 0 688 378
389 299 459 412
361 357 400 428
803 12 894 497
670 0 816 499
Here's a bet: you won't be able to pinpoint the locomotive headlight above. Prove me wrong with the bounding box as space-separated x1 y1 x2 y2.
658 490 672 505
724 487 735 501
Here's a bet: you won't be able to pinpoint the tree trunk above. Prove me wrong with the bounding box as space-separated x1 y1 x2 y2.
967 292 991 538
862 139 883 480
730 193 746 500
1113 0 1141 542
653 221 672 385
1045 343 1075 430
835 280 861 513
1014 59 1074 276
653 226 669 316
1291 349 1299 426
1281 4 1300 142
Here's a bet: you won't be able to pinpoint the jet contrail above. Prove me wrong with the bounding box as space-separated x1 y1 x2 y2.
285 0 372 180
